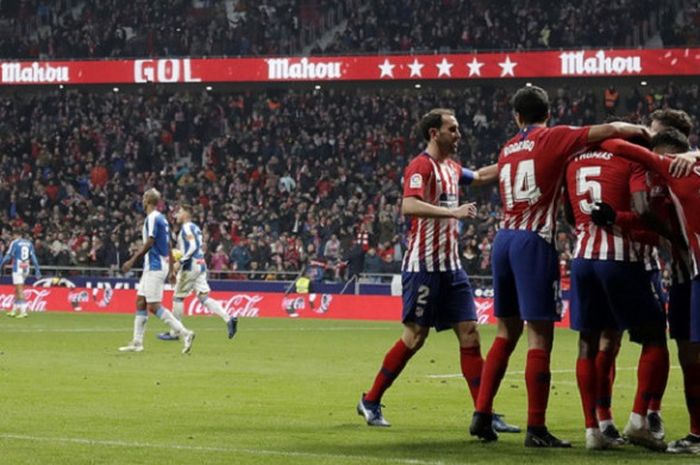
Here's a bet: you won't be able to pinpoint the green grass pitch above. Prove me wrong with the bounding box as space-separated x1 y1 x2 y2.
0 312 696 464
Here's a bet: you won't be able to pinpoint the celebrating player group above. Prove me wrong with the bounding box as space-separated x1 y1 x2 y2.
358 85 700 453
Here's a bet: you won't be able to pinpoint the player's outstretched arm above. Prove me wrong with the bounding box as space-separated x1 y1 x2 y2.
463 164 498 187
122 237 155 273
402 196 477 219
587 122 651 145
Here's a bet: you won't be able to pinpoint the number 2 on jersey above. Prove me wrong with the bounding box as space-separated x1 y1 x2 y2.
500 160 542 209
576 166 602 214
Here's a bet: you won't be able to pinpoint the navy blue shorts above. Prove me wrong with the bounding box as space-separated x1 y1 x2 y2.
569 258 665 335
647 269 668 307
688 277 700 343
492 229 561 322
401 269 476 331
668 281 692 340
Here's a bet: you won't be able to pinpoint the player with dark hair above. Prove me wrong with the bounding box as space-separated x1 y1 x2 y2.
564 137 670 451
650 109 693 137
594 110 696 443
118 188 195 354
469 85 651 447
357 108 518 433
598 130 700 453
1 226 41 318
158 203 237 341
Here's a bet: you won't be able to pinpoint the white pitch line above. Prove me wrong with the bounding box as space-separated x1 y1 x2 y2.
0 326 395 334
0 433 450 465
427 366 681 379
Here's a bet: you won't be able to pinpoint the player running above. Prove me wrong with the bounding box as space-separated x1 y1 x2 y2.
564 140 669 451
1 226 41 318
357 108 519 434
601 131 700 453
118 188 195 354
158 204 237 341
469 85 651 447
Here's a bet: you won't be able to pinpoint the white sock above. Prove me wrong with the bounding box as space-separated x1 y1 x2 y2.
133 313 148 344
20 301 29 315
170 299 184 337
203 297 230 322
173 299 184 320
157 307 188 335
629 412 646 429
599 419 614 431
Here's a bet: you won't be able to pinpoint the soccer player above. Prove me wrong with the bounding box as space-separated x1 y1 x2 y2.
118 188 195 354
594 110 695 443
1 226 41 318
357 108 518 433
564 141 669 451
469 85 650 447
158 204 237 341
600 131 700 453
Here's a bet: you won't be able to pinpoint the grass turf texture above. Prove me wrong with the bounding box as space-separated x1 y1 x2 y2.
0 313 695 464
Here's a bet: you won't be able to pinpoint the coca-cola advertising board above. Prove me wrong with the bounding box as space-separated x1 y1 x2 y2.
0 48 699 85
0 285 571 326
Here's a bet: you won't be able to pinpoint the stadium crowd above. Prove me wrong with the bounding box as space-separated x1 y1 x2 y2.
0 0 695 60
0 81 697 281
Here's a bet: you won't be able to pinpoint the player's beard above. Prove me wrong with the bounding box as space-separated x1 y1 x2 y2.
438 138 458 157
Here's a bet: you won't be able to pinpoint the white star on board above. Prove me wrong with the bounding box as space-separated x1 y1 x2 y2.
407 59 424 77
498 56 517 77
378 59 395 78
466 57 484 77
436 58 454 77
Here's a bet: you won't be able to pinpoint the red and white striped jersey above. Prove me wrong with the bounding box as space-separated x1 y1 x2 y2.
499 125 590 242
402 152 461 272
600 139 700 278
565 148 647 261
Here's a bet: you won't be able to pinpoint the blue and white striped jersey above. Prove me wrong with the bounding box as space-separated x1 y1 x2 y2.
177 221 206 272
142 210 170 271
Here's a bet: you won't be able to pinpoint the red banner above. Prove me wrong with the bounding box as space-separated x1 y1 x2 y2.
0 49 699 85
0 285 571 327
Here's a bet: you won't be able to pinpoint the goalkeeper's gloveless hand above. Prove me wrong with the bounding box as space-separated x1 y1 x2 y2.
590 201 616 227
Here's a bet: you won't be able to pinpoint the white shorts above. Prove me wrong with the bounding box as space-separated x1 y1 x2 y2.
12 269 29 285
137 268 169 303
174 269 211 299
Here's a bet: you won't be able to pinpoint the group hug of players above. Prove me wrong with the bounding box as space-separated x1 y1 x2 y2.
357 85 700 453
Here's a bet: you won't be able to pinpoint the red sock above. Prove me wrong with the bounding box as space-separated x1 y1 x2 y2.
475 337 515 414
682 362 700 436
460 345 483 407
595 350 615 421
365 339 415 403
648 345 670 412
576 357 598 428
526 349 551 427
633 345 668 415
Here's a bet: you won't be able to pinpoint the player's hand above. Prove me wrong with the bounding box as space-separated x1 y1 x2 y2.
121 259 134 274
452 202 477 219
590 202 616 227
669 153 697 178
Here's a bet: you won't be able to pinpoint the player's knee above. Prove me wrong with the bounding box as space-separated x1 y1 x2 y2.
401 325 429 351
578 332 599 359
197 292 209 303
496 317 523 341
146 303 160 314
456 322 480 347
599 329 621 353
